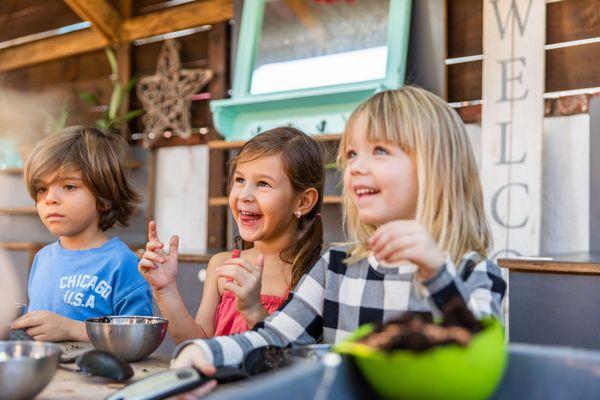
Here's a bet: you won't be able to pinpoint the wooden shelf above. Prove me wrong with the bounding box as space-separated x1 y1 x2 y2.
0 160 142 176
0 167 24 175
135 248 213 264
0 241 46 251
208 195 342 207
0 207 37 215
208 197 229 207
498 253 600 276
207 134 342 150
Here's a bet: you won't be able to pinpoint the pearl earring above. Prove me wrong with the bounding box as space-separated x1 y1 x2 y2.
295 211 302 219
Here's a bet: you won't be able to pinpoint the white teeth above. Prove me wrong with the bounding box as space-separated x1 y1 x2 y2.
240 211 261 217
355 188 378 195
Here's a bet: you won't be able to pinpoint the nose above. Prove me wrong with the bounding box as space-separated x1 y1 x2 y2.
348 154 368 175
238 183 255 202
44 186 60 205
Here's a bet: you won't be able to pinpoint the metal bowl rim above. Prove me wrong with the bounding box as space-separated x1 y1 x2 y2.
85 315 168 325
0 341 62 363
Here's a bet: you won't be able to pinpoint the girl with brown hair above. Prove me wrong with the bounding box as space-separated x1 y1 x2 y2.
139 127 324 343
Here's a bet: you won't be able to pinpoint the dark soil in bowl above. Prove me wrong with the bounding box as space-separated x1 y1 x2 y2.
358 297 484 352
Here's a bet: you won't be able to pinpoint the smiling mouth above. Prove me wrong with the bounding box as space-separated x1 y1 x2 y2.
355 187 380 197
239 210 262 224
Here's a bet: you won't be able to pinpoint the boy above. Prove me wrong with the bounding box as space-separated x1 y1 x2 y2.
11 126 152 342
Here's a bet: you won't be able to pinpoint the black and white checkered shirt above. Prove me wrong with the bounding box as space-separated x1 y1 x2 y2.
175 246 506 367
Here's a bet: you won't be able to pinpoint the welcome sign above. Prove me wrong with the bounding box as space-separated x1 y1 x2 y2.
482 0 545 259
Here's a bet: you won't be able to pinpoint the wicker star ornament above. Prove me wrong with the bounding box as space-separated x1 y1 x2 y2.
137 40 213 144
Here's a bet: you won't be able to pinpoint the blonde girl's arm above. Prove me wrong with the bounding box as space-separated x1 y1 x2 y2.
421 253 507 320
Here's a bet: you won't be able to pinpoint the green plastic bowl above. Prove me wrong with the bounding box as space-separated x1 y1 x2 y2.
334 318 507 400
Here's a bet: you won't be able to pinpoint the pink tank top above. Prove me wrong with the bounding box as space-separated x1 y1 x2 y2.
214 290 288 336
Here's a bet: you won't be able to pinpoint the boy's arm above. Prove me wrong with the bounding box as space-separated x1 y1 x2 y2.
173 253 329 367
11 311 89 342
422 253 507 319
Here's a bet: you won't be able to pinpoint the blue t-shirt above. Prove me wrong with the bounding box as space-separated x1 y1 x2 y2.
27 237 153 321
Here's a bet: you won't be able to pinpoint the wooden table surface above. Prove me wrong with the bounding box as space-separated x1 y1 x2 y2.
38 342 170 400
498 252 600 275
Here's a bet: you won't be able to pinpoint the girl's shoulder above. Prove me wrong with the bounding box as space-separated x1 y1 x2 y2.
207 251 234 270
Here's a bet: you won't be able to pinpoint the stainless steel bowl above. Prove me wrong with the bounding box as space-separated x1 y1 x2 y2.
86 316 168 362
284 344 332 362
0 341 61 400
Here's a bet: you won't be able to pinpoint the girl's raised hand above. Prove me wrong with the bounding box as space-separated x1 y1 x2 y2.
369 220 445 281
215 255 267 326
138 221 180 291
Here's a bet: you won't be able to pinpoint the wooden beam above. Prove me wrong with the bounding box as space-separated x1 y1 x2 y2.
0 0 233 73
63 0 122 42
121 0 233 43
0 29 108 73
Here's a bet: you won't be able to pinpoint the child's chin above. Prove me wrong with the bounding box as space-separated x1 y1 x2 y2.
358 211 387 226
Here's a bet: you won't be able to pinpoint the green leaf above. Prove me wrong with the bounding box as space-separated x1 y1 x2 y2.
80 92 101 106
105 47 118 77
325 162 337 170
123 109 143 122
124 77 138 94
108 81 122 120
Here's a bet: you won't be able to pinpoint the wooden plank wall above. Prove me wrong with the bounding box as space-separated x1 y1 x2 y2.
0 0 81 43
447 0 600 103
0 0 230 252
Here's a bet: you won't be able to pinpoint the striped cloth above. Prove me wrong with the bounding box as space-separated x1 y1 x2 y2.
174 246 506 367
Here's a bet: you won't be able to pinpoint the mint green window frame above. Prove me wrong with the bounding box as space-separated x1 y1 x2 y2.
211 0 412 140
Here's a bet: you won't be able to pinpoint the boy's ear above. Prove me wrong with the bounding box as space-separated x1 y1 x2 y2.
98 198 112 212
296 188 319 216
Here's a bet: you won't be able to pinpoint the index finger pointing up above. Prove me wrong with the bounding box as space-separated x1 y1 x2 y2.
148 220 161 242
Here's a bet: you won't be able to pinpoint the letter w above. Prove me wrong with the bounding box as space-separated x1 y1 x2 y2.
491 0 533 39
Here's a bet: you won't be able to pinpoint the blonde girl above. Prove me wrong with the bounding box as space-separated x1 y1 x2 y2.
170 86 506 383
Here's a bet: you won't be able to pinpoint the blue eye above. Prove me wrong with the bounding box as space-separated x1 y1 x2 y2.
235 177 245 184
257 181 271 188
346 150 357 159
374 146 389 155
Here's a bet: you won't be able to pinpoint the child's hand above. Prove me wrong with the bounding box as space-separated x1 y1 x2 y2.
10 311 86 342
215 255 267 326
369 220 445 281
138 221 179 291
171 345 217 399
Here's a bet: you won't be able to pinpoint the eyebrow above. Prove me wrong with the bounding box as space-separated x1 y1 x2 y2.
234 170 277 182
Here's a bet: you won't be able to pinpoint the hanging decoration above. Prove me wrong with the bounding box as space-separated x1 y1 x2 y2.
137 39 213 144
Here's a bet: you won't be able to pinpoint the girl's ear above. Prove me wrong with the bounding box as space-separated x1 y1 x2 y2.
295 188 319 217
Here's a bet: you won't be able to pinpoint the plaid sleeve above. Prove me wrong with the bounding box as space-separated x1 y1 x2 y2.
174 253 330 367
422 253 506 319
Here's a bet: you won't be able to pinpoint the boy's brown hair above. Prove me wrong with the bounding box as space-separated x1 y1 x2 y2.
24 126 141 231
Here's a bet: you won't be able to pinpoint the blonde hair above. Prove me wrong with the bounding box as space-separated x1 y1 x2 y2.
338 86 491 264
24 126 141 231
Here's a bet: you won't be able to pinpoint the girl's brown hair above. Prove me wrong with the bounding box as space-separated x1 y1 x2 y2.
228 127 324 288
24 126 141 231
338 86 491 264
